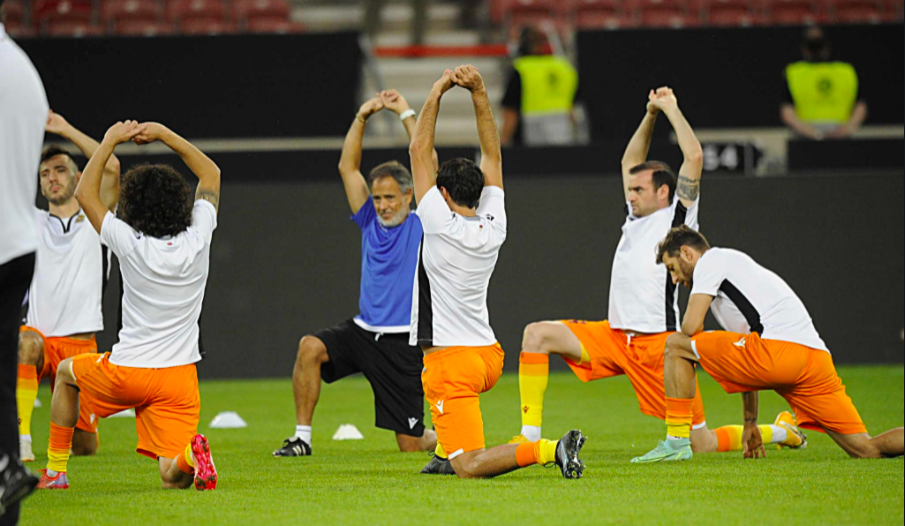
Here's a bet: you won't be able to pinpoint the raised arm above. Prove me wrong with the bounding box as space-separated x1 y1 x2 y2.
46 111 122 212
621 95 659 201
649 87 703 209
132 123 221 214
409 70 455 204
381 89 440 174
337 96 384 214
74 121 144 233
451 65 503 189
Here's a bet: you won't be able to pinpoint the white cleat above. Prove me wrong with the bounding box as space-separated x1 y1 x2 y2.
20 440 35 463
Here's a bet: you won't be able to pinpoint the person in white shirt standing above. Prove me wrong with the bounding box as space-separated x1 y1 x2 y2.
17 112 121 463
410 65 586 479
0 14 48 524
633 225 904 462
37 121 220 492
511 88 804 455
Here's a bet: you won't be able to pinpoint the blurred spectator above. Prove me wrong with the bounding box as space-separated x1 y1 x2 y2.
781 27 868 140
501 27 581 147
364 0 427 45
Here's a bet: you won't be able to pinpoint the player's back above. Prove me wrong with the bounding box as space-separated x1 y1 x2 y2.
100 200 217 368
692 247 828 352
411 186 507 348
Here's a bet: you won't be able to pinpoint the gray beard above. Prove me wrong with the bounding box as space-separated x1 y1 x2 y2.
377 208 408 228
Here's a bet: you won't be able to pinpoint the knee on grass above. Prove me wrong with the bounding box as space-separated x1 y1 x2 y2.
72 431 98 457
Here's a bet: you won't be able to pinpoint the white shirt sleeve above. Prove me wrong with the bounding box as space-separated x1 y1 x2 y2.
683 197 700 230
476 186 506 232
190 199 218 245
691 250 724 298
99 212 140 257
416 186 454 235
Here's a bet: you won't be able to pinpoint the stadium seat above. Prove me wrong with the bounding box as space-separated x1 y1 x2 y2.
45 19 104 36
828 0 883 21
503 0 560 30
233 0 289 21
103 0 160 27
180 17 236 34
880 0 903 16
33 0 93 25
114 19 175 35
5 22 38 37
576 11 636 28
641 9 699 25
246 17 303 33
1 0 27 26
166 0 225 23
702 0 761 24
764 0 825 23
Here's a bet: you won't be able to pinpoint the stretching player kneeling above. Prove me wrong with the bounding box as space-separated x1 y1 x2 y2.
633 226 904 463
411 65 586 479
38 121 220 491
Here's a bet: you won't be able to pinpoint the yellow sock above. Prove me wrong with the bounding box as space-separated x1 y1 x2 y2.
536 439 558 466
185 445 195 468
435 443 447 459
580 345 590 365
665 397 694 439
16 364 38 437
47 423 74 473
519 353 549 428
716 425 778 452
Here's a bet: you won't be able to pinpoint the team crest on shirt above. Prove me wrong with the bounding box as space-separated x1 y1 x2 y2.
76 214 85 223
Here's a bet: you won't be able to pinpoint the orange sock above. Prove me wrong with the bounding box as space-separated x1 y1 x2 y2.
516 440 558 467
665 397 694 439
715 426 742 452
47 423 75 473
176 445 195 475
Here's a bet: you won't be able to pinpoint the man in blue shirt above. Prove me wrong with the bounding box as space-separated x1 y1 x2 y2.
274 90 438 457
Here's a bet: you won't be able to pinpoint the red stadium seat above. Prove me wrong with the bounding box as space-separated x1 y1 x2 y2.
702 0 760 24
6 22 38 37
568 0 622 16
764 0 824 23
33 0 93 24
641 9 698 25
829 0 883 21
576 11 635 27
246 17 303 33
881 0 903 15
234 0 289 21
103 0 160 26
1 0 27 25
45 19 103 36
180 17 235 34
114 19 174 35
503 0 560 30
167 0 225 22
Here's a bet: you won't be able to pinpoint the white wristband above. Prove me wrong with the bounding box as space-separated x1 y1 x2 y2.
399 109 416 121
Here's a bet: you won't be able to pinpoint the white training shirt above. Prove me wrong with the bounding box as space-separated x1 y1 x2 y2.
691 247 829 352
410 186 507 347
26 209 111 337
0 24 49 266
100 200 217 368
608 198 700 334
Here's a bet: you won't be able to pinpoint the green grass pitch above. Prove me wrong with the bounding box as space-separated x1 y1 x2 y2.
23 366 904 526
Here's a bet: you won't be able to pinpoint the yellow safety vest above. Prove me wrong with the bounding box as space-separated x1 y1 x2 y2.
513 55 579 116
785 61 859 124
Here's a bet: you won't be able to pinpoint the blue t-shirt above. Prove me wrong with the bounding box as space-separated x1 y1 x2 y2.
352 197 423 332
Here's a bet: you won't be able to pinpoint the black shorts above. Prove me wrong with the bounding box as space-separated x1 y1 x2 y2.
314 319 426 437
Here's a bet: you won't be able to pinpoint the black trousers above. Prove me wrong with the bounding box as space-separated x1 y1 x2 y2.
0 253 35 526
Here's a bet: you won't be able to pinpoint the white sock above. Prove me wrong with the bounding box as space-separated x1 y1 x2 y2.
294 425 312 445
521 425 541 442
666 435 687 441
770 424 788 444
20 435 32 443
46 469 58 477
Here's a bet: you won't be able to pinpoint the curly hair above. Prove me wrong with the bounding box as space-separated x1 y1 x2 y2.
436 158 484 209
118 164 193 238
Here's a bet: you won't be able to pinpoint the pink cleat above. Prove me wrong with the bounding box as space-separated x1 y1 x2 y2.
191 435 218 491
36 470 69 490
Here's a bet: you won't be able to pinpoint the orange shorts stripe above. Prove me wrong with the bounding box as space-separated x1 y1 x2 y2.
20 325 100 434
690 331 867 435
71 353 201 459
422 344 505 459
559 320 707 426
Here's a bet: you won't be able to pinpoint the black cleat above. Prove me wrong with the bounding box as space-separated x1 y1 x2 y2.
420 455 456 476
272 438 312 457
554 430 587 480
0 455 39 515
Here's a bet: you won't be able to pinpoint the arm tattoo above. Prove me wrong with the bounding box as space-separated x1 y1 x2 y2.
676 175 701 202
196 188 220 210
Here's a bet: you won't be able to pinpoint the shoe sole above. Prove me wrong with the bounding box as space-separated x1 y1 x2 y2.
559 431 587 480
2 475 41 507
191 435 218 491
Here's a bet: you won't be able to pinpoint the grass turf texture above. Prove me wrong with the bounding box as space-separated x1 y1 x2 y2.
24 366 904 526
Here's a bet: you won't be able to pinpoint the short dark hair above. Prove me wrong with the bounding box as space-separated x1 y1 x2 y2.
40 145 78 169
630 161 676 204
656 225 711 265
368 161 412 194
118 164 193 238
436 158 484 209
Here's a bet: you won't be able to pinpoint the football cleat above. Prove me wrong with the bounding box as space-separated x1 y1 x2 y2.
554 430 587 479
774 411 807 450
19 440 35 463
36 469 68 490
631 439 693 464
420 455 456 476
272 438 312 457
191 435 218 491
508 435 531 445
1 457 40 513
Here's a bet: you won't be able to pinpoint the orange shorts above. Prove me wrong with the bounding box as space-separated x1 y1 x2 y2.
70 353 201 460
561 320 707 427
20 326 100 434
422 344 505 459
691 331 867 435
